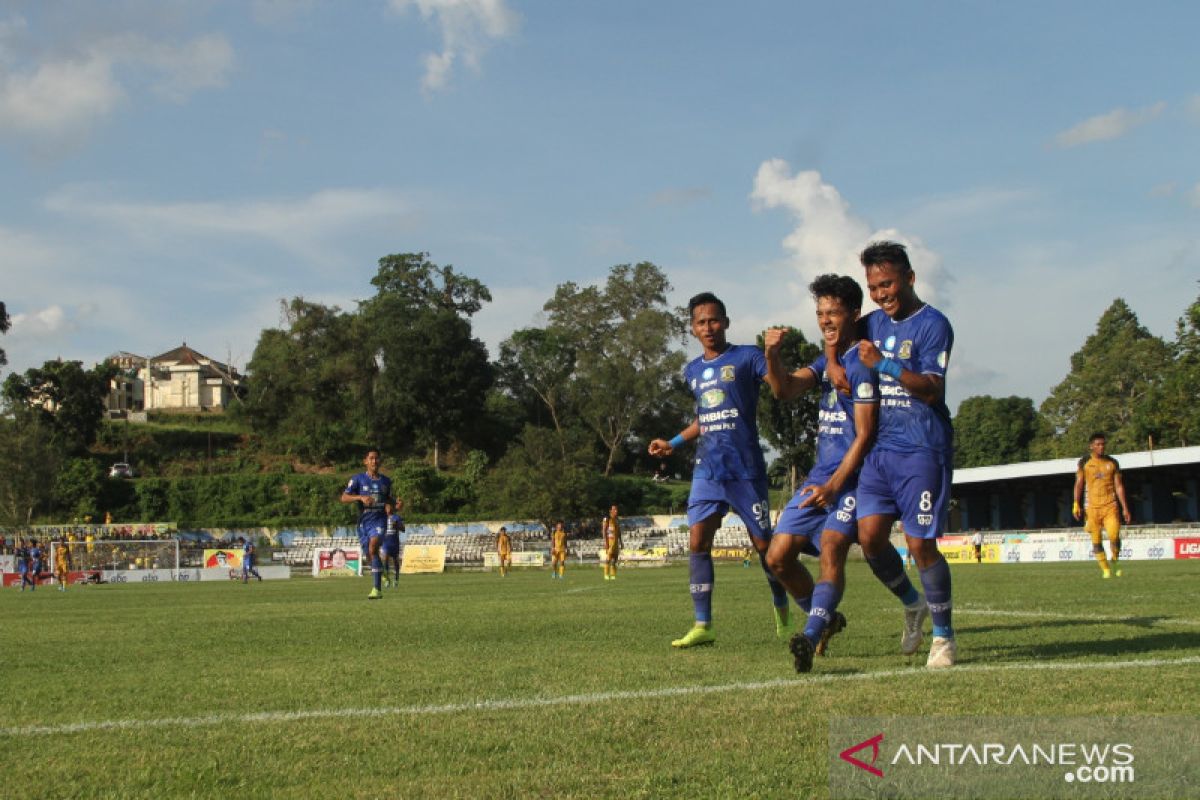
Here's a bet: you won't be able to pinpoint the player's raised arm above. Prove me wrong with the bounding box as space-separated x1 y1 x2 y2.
763 327 819 401
649 420 699 457
857 339 945 405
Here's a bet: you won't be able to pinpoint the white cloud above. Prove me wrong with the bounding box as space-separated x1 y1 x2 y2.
0 15 233 148
1053 101 1166 148
750 159 948 306
10 304 68 336
389 0 518 92
44 185 416 266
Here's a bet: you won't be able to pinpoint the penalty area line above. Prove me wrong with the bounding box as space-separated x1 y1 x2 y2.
4 654 1198 739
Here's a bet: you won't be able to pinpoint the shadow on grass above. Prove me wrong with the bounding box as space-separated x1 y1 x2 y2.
984 629 1200 661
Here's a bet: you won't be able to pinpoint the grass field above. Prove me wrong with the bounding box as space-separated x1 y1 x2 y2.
2 559 1198 799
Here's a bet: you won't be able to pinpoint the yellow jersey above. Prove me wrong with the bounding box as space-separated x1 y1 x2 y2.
1078 455 1120 509
552 529 567 552
497 532 511 555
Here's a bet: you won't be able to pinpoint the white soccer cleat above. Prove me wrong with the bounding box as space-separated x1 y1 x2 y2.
926 636 957 669
901 600 929 655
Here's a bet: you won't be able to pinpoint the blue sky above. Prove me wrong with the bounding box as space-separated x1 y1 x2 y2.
2 1 1197 412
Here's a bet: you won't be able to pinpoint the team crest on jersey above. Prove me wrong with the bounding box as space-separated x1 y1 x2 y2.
700 388 726 409
826 389 837 407
855 382 875 399
720 365 736 382
937 350 948 369
702 367 715 381
898 340 912 360
885 335 896 351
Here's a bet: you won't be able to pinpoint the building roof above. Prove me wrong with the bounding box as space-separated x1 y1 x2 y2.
953 445 1200 485
151 343 231 373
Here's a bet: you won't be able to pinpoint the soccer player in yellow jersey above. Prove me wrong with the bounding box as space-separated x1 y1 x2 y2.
550 521 568 579
1073 432 1132 579
55 537 72 592
601 505 622 580
496 526 512 577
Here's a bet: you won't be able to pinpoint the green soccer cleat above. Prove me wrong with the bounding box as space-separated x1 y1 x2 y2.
774 606 792 640
671 624 715 649
368 588 383 600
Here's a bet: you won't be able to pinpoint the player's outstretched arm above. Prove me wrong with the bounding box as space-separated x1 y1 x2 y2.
763 327 818 400
649 420 699 457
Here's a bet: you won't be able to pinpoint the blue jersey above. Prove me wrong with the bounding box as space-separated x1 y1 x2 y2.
242 541 254 563
864 305 953 457
807 347 878 482
684 344 767 481
345 472 393 531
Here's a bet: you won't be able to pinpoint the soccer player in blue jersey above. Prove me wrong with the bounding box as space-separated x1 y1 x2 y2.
648 292 794 649
850 241 956 668
240 537 263 582
28 540 43 592
341 447 394 600
763 274 880 672
382 499 405 588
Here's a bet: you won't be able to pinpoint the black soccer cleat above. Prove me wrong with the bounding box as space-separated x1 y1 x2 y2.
815 611 847 657
789 633 815 673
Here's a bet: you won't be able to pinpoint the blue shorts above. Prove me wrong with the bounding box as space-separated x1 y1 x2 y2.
381 534 401 557
856 448 952 539
775 474 859 549
357 522 385 552
687 477 772 542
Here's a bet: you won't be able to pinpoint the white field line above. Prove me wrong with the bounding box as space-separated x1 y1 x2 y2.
4 655 1198 739
956 606 1200 627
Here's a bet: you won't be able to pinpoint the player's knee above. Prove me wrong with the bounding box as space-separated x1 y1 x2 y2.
1092 543 1105 554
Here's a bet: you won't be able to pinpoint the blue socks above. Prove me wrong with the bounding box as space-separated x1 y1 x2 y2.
866 545 920 606
919 556 954 638
803 581 842 644
689 553 714 623
757 552 790 610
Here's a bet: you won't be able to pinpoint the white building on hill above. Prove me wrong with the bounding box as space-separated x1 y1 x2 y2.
107 344 244 414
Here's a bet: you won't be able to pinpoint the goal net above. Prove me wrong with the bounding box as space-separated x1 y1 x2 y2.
50 539 180 575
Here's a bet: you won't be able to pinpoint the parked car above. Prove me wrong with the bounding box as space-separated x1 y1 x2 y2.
109 462 136 479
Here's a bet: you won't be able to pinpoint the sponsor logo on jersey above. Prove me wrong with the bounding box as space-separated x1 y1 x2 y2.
720 365 736 382
856 382 875 399
885 335 896 351
826 389 838 407
702 367 715 381
898 340 912 360
698 408 740 423
700 388 726 409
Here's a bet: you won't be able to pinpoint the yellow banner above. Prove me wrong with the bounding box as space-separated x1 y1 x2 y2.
712 547 752 560
938 544 1001 564
401 544 447 574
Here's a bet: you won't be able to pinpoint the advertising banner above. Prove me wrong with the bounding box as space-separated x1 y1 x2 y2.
1175 537 1200 559
203 548 244 569
312 547 362 577
483 550 542 569
402 544 448 574
939 544 1001 564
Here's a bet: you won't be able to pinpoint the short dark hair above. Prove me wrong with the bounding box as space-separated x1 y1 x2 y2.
860 240 912 274
1089 432 1107 443
809 274 863 312
688 292 727 319
365 447 381 457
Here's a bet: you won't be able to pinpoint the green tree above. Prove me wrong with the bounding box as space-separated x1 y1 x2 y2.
241 298 371 461
1034 299 1172 457
0 300 9 373
544 262 688 476
362 254 493 466
756 326 820 493
1139 287 1200 447
0 416 61 525
496 327 577 457
953 395 1038 467
477 425 599 525
2 359 118 454
53 457 106 519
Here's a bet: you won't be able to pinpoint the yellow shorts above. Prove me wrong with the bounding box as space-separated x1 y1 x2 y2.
1085 504 1120 544
551 550 566 561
